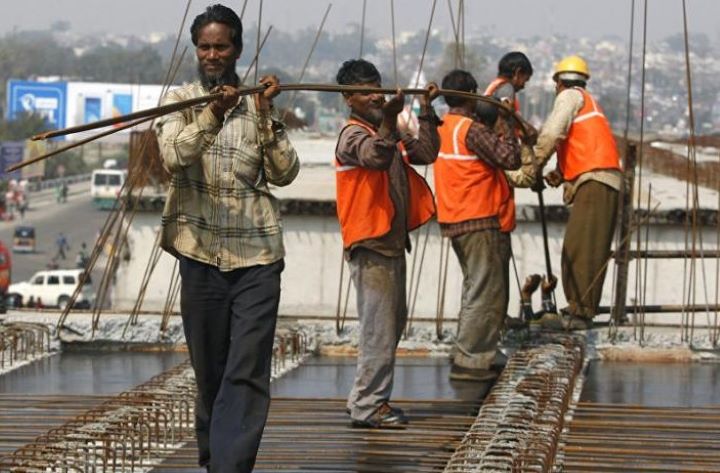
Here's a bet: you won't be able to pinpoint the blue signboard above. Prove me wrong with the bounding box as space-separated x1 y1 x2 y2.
84 96 102 124
6 80 67 134
0 141 25 180
112 93 132 116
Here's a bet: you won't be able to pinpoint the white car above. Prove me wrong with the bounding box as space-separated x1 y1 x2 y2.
7 269 95 310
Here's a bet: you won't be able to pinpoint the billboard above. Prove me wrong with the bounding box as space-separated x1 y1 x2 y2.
112 93 133 128
0 141 25 181
84 96 102 123
5 80 176 140
6 79 67 132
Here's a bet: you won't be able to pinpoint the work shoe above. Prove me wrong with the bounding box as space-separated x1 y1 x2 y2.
449 364 498 382
537 312 564 330
351 403 408 428
564 315 593 331
491 350 509 370
505 315 528 330
538 312 593 331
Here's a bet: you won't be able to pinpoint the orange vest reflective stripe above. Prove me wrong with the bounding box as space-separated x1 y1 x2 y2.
556 88 621 181
497 188 516 233
485 78 518 233
434 114 509 224
335 119 436 249
484 77 520 112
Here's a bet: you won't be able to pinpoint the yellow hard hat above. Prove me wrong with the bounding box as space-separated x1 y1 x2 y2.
553 55 590 81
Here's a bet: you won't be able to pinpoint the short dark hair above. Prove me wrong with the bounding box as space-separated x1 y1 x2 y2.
559 79 587 89
191 4 243 51
475 101 498 128
336 59 382 86
441 69 477 107
498 51 533 78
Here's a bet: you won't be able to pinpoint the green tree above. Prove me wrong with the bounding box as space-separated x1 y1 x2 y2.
76 44 166 83
0 112 48 141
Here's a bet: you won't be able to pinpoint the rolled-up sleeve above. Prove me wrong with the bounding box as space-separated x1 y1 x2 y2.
260 110 300 187
534 88 584 167
505 144 537 188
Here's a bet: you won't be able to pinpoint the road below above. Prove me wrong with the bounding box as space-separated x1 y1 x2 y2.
0 190 111 282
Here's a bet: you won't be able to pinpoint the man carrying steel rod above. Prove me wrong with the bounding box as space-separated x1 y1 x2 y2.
155 4 299 473
334 59 440 428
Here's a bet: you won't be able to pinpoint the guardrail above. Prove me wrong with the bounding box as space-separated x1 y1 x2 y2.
25 174 92 193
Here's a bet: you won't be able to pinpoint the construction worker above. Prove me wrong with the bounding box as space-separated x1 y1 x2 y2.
435 69 521 382
156 5 299 472
483 52 548 322
484 51 537 318
534 55 621 330
334 59 440 428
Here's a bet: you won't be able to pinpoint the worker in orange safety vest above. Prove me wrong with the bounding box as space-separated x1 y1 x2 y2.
482 52 551 321
334 58 440 428
434 69 521 383
534 55 622 331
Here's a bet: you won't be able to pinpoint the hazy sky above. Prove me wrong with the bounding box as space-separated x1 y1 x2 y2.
2 0 719 44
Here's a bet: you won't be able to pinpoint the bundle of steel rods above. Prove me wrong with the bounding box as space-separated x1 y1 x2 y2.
0 322 51 371
0 328 309 472
443 335 585 473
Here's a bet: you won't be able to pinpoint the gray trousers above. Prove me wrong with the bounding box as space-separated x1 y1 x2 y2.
562 180 618 318
346 248 407 421
451 229 511 370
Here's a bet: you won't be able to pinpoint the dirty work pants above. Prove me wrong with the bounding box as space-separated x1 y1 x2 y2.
179 255 284 473
451 229 510 370
346 248 407 422
562 180 618 319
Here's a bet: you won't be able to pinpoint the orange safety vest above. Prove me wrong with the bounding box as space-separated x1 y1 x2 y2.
556 88 621 181
485 78 518 233
484 77 520 112
335 119 436 249
434 113 509 225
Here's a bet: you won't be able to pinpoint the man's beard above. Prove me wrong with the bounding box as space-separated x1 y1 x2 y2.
198 64 239 90
357 107 383 127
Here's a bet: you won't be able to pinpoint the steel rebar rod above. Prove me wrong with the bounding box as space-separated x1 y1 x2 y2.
33 84 531 141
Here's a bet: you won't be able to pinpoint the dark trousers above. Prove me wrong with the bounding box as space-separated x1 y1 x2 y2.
562 181 618 318
179 256 284 473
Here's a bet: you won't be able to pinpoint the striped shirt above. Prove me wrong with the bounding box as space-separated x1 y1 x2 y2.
156 81 299 271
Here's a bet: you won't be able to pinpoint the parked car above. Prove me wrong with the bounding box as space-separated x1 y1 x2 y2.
0 241 10 313
12 225 36 253
7 269 95 310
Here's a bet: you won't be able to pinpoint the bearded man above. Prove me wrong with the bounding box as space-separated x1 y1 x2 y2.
156 4 299 472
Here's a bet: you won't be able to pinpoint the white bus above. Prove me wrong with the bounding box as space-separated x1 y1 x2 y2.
91 169 127 210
